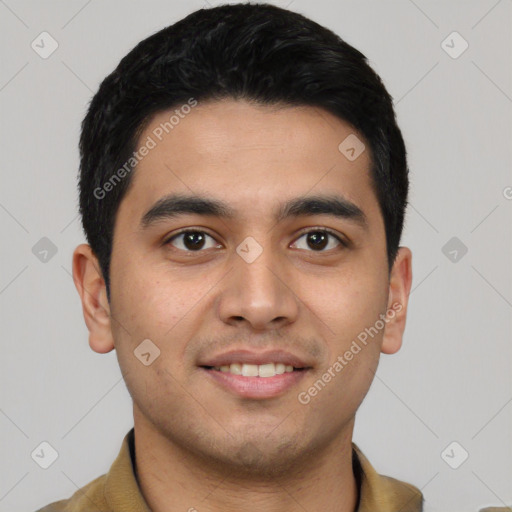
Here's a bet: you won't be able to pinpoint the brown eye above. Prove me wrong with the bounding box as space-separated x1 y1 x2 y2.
165 230 219 251
292 229 345 252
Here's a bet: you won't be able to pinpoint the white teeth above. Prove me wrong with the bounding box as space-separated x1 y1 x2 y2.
241 364 259 377
229 363 242 375
211 362 298 377
258 363 275 378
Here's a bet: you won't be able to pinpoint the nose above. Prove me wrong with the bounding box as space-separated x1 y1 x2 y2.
217 241 299 332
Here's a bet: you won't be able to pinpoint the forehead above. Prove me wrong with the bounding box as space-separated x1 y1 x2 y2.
118 98 379 227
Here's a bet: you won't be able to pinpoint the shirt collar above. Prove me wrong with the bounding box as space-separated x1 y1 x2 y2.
103 428 422 512
103 428 151 512
352 442 423 511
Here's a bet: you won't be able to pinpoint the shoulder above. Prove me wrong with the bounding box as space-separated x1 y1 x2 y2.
33 473 108 512
379 474 424 511
351 442 424 512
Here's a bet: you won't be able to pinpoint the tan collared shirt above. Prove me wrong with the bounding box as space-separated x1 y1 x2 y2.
35 428 424 512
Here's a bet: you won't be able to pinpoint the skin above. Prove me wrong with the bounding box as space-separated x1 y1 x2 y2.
72 98 412 512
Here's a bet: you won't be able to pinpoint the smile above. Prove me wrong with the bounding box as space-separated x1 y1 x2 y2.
206 362 301 377
200 365 309 399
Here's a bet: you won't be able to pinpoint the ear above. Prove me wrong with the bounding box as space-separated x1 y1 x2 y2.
381 246 413 355
72 243 115 354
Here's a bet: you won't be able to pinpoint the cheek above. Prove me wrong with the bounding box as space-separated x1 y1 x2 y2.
110 275 194 408
304 266 388 340
112 252 188 331
321 269 386 402
299 344 380 443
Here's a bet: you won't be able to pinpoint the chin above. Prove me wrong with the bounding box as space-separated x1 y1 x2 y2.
187 427 319 481
211 439 304 479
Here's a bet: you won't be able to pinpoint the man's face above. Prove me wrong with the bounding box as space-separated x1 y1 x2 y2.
79 99 410 476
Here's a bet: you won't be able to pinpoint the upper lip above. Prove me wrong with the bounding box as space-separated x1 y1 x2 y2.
198 349 312 368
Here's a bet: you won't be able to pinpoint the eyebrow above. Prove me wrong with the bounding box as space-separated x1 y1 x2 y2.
139 193 368 231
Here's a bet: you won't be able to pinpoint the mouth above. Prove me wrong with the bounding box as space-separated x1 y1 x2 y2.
201 362 308 377
198 351 312 399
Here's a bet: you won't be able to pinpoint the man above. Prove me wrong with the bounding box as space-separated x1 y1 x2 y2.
37 2 423 511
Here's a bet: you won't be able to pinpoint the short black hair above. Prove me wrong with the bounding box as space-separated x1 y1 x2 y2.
78 2 409 301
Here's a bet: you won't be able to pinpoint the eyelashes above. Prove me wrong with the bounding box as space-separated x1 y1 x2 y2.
164 227 347 253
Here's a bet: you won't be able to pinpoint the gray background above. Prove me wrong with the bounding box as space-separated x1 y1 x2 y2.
0 1 511 511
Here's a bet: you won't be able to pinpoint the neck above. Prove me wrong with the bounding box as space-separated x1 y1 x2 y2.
133 409 359 512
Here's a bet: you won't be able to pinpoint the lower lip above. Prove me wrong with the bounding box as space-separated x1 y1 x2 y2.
200 367 309 399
